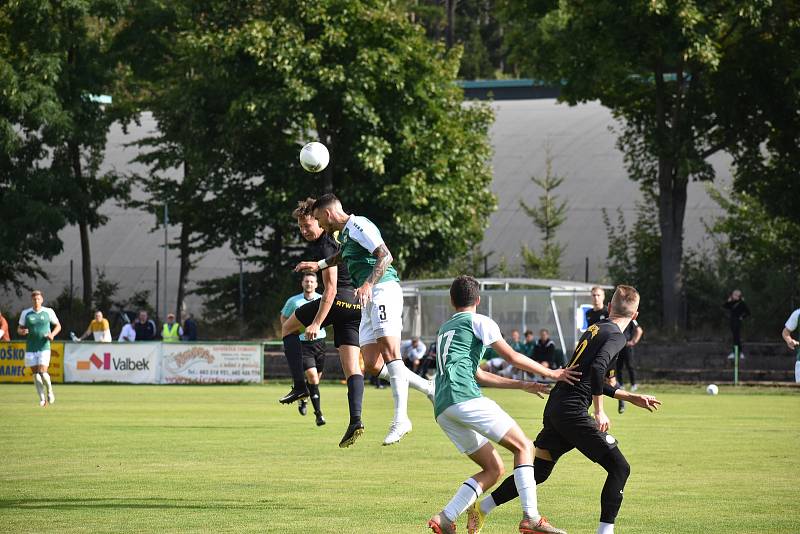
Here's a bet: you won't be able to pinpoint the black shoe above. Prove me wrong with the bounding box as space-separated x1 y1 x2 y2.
298 399 308 416
618 400 626 414
338 420 364 448
315 412 326 426
279 385 309 404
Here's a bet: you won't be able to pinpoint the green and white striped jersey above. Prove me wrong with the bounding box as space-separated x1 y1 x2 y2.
339 215 400 288
434 311 502 417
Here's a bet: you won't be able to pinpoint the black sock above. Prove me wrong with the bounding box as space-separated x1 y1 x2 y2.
491 457 554 506
598 448 630 524
346 374 364 424
490 474 518 506
307 382 322 414
282 334 306 387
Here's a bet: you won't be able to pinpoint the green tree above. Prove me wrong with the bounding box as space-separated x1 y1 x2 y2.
499 0 798 329
0 0 129 304
519 149 567 278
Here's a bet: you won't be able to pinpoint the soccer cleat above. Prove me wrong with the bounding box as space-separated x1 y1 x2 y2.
426 379 436 403
428 514 457 534
315 412 326 426
338 420 365 448
519 516 566 534
279 385 309 404
466 501 486 534
48 392 55 405
298 399 308 416
39 398 46 407
618 399 625 414
382 419 412 446
630 384 639 392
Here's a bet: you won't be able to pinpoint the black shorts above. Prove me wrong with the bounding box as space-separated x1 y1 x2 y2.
534 412 618 464
294 295 361 348
301 339 326 372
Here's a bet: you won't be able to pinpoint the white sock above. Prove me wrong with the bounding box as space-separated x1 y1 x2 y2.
378 364 390 381
442 478 482 523
34 373 45 400
41 372 52 396
514 465 540 521
480 495 497 515
404 365 431 393
597 521 614 534
386 360 409 422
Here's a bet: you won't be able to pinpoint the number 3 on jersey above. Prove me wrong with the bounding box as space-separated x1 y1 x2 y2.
437 330 455 375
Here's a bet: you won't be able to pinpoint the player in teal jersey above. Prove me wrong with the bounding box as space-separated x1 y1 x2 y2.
17 290 61 407
280 272 327 425
782 307 800 382
295 193 435 446
427 276 580 534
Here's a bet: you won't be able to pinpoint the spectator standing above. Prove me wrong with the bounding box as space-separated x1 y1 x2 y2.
532 328 556 369
182 313 198 341
723 289 750 359
78 311 112 342
781 307 800 382
17 290 60 406
400 337 427 373
134 310 156 341
161 313 183 343
118 316 136 342
0 310 10 341
585 286 608 326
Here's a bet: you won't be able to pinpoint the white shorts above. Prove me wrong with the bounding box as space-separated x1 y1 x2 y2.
794 360 800 383
359 280 403 346
25 350 51 368
436 396 517 455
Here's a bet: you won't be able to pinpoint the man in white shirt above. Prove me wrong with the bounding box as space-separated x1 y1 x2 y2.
118 317 136 342
400 337 427 373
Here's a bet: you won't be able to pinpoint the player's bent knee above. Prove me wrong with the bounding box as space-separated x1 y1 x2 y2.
599 447 630 482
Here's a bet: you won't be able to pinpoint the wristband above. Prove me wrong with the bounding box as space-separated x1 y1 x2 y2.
317 259 328 270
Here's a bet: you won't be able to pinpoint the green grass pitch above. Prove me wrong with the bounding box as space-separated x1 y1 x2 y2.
1 383 798 533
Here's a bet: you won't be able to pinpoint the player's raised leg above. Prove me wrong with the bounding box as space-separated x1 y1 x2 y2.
278 313 310 404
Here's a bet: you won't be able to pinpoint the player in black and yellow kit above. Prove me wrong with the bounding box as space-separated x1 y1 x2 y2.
278 198 365 448
468 286 662 534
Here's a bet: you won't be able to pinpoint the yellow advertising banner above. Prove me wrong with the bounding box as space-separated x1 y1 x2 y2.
0 342 64 383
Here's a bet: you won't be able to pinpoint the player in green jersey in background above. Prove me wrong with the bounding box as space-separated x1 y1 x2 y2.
427 275 580 534
17 290 61 407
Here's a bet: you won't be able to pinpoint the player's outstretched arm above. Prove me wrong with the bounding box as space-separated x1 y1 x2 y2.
355 244 393 306
490 338 580 384
294 251 342 273
475 368 550 398
307 266 339 340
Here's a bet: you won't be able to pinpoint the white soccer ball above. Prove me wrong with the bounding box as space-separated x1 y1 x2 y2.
706 384 719 395
299 142 330 173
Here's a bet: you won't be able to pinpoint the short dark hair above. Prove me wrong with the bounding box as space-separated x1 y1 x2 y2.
301 271 317 280
450 275 480 308
292 197 316 219
311 193 340 212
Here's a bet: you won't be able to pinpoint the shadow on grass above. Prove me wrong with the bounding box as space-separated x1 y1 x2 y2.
0 497 303 511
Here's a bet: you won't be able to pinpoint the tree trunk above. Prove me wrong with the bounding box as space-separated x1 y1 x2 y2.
175 222 191 324
446 0 458 49
657 162 687 331
69 140 92 308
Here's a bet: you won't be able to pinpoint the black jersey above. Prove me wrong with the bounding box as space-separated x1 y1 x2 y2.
545 319 626 415
308 233 354 298
585 307 608 327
